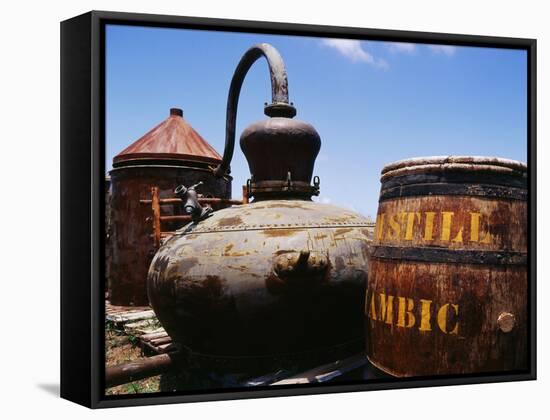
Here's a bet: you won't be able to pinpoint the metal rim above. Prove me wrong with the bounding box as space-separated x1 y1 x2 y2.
381 156 527 180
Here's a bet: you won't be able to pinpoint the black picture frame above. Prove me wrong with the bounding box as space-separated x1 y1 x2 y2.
60 10 537 408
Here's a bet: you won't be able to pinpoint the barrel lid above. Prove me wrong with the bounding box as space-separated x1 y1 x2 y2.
113 108 222 167
381 156 527 181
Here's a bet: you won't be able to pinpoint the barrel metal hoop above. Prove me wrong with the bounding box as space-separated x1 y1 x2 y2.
381 162 527 180
370 245 527 265
381 156 527 175
381 172 527 190
379 182 528 202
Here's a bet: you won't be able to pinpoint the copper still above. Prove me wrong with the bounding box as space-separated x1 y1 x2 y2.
147 44 374 376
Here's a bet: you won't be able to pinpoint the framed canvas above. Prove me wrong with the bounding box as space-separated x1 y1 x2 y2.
60 10 536 408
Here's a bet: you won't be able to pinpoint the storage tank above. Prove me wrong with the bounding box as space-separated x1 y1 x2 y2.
105 176 112 294
109 108 231 306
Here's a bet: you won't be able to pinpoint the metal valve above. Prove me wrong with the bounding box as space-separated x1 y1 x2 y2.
174 181 213 224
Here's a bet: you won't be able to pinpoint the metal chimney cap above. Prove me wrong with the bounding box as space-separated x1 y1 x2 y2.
170 108 183 117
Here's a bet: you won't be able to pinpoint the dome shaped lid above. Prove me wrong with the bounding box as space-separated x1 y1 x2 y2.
113 108 222 167
381 155 527 181
176 200 373 234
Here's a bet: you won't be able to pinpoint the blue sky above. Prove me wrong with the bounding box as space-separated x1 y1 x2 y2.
106 25 527 219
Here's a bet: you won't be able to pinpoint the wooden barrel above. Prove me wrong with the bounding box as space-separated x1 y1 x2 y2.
366 156 528 377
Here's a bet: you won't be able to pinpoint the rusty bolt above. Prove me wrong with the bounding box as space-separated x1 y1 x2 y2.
497 312 516 333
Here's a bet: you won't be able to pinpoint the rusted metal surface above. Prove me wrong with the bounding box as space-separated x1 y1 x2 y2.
109 107 231 306
241 119 321 200
105 176 112 292
175 182 213 224
366 156 528 377
213 43 321 201
109 165 231 306
114 108 222 167
242 185 249 204
105 352 177 388
214 43 296 178
147 44 375 378
146 189 248 255
148 200 374 375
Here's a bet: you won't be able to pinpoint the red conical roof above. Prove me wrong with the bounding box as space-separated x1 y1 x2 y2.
113 108 222 167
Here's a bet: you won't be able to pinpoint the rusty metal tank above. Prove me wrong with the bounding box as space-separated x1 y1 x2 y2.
105 176 112 293
147 44 374 376
109 108 231 306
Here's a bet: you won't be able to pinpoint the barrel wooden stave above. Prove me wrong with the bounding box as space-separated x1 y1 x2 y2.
367 259 527 376
366 156 528 377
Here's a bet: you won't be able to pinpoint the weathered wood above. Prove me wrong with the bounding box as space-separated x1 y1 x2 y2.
242 184 249 204
150 336 173 346
156 343 174 352
105 353 176 388
106 310 156 324
123 319 161 335
140 330 168 342
367 156 528 377
105 301 150 315
151 186 161 249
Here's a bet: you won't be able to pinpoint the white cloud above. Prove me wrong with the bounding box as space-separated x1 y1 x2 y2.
321 39 388 68
388 42 416 54
427 45 457 56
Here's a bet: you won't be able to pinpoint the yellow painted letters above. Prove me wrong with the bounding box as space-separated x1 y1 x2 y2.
437 303 459 334
387 213 401 240
397 297 415 328
379 293 394 324
419 299 432 331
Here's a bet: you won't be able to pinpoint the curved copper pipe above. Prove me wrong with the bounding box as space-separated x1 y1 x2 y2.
213 43 296 178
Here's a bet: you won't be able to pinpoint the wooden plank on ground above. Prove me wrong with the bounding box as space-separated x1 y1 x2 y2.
139 328 175 355
106 310 156 324
140 329 168 342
